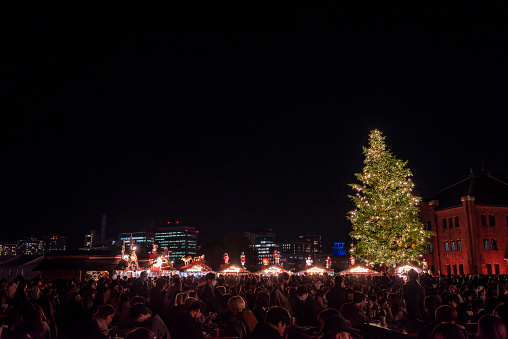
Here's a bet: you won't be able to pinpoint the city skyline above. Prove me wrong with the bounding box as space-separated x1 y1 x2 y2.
2 3 508 250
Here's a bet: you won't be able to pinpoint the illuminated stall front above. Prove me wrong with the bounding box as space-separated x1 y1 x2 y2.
217 264 250 276
339 266 381 276
257 265 291 276
297 266 334 276
179 261 213 276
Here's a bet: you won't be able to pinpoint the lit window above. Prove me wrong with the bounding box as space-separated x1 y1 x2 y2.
445 242 449 252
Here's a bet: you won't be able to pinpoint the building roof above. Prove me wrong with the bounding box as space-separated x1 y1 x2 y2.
424 172 508 209
33 258 126 271
0 255 43 267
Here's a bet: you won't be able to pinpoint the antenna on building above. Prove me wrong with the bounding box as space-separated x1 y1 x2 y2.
101 213 107 242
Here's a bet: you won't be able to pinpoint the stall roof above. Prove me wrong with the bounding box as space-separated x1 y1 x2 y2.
180 262 212 272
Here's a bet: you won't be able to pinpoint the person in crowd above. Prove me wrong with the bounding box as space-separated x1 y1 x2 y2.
339 292 368 329
171 299 206 339
30 278 42 301
417 304 468 339
317 308 340 331
148 277 167 318
126 327 156 339
319 314 361 339
83 303 116 339
36 298 58 339
499 284 508 305
217 295 257 338
252 292 270 323
129 303 170 339
130 272 149 299
125 327 155 339
13 279 30 310
403 269 425 322
293 285 318 326
165 276 182 309
325 276 347 312
164 292 188 332
8 275 24 306
429 322 466 339
477 314 507 339
249 306 291 339
269 272 292 316
199 273 220 315
314 289 327 312
13 304 51 339
496 304 508 331
423 295 441 324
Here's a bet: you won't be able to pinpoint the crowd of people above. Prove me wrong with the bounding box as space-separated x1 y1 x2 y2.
0 269 508 339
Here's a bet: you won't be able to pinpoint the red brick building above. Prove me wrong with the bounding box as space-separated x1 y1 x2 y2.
420 172 508 275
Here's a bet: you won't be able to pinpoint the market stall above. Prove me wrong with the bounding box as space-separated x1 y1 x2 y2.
179 261 213 276
217 264 250 276
257 265 291 276
296 266 334 276
338 266 381 276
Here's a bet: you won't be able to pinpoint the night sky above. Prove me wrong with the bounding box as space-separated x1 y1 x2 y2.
2 3 508 250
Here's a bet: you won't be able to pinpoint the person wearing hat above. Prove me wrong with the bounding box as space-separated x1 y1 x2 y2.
319 315 361 339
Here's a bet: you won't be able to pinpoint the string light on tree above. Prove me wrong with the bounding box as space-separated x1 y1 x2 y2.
347 130 433 267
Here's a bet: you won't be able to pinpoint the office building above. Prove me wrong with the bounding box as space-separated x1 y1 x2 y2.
155 226 198 261
281 240 312 270
244 231 279 265
298 233 322 255
119 231 155 254
16 237 44 255
43 235 67 252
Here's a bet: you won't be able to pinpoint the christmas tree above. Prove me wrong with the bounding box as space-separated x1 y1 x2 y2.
348 130 433 267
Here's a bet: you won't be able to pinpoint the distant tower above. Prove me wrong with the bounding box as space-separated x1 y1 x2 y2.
101 213 107 242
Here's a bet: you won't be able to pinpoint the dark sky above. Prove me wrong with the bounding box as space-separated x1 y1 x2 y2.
2 3 508 250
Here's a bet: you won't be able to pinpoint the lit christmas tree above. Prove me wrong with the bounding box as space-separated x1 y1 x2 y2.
348 130 433 267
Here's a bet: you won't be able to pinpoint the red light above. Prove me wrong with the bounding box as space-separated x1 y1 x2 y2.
167 222 170 224
176 221 179 224
269 228 272 231
185 229 188 232
196 231 199 233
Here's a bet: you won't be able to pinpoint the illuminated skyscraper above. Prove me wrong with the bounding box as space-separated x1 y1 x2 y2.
244 231 279 266
155 225 198 261
119 231 154 254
